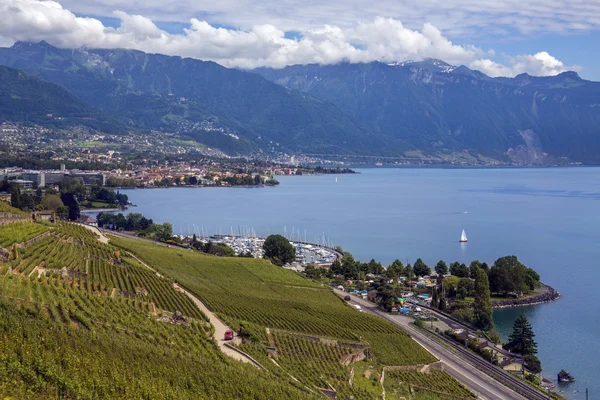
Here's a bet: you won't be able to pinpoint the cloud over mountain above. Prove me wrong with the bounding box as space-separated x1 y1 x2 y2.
0 0 581 77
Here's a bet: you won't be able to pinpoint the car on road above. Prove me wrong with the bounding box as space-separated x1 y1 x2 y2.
344 295 351 301
224 329 234 340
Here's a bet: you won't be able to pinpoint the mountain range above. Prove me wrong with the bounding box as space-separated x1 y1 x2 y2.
1 41 600 163
254 60 600 163
0 41 381 156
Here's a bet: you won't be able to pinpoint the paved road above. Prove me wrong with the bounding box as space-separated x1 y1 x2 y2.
335 290 528 400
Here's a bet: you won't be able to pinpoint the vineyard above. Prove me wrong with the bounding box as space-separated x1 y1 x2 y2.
0 222 319 399
384 369 477 400
0 222 48 248
110 236 477 399
3 223 205 320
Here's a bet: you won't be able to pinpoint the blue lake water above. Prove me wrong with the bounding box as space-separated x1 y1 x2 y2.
109 167 599 398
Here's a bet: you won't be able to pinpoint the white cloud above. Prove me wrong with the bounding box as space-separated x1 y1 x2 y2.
54 0 600 37
0 0 582 77
470 52 581 77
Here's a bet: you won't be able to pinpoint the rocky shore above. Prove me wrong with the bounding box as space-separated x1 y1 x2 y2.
492 284 560 309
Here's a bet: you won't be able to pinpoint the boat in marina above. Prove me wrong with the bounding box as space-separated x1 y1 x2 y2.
459 229 468 243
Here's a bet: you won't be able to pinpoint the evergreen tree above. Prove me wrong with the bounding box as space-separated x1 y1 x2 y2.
10 185 21 210
435 260 448 275
506 315 538 356
473 268 494 331
413 258 431 276
439 297 447 312
431 288 439 309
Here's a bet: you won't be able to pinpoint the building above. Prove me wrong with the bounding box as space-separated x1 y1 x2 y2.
12 179 34 189
44 172 66 186
501 358 523 373
69 172 106 186
78 215 97 227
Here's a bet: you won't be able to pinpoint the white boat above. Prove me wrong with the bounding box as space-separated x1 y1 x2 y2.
460 229 468 243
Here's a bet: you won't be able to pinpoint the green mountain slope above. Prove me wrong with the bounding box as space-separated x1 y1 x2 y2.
0 65 122 132
0 42 384 155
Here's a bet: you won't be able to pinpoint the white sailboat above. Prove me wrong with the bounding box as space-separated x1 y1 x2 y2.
459 229 468 243
335 177 338 183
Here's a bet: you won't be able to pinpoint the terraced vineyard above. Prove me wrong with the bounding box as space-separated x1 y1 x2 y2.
6 223 204 320
0 222 48 248
111 236 475 399
0 222 318 399
384 370 477 400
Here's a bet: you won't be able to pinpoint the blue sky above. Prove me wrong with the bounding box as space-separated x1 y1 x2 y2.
2 0 599 79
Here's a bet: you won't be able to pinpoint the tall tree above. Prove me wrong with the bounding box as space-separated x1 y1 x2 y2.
60 192 80 221
10 185 21 210
506 315 538 356
473 268 494 331
413 258 431 276
469 260 482 279
263 234 296 266
450 262 469 278
435 260 448 275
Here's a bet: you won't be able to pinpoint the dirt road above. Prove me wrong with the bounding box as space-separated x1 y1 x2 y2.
85 225 259 367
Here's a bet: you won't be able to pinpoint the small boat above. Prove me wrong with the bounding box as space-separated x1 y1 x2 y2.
459 229 468 243
335 177 338 183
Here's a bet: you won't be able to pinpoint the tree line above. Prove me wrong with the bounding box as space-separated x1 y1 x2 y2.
96 212 173 242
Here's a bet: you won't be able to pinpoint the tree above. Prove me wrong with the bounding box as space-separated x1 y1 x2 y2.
263 234 296 266
413 258 431 277
405 264 413 282
387 260 405 284
431 288 439 309
60 192 80 221
442 275 460 297
506 315 538 356
450 262 469 278
41 194 63 211
10 185 21 210
469 260 482 279
524 354 542 374
473 267 494 331
156 222 173 242
56 205 69 220
435 260 448 275
488 256 539 296
438 297 447 312
457 278 474 298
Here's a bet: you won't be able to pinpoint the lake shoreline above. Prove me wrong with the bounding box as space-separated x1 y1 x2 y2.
492 284 560 309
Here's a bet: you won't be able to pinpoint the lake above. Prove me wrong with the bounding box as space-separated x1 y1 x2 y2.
109 167 599 398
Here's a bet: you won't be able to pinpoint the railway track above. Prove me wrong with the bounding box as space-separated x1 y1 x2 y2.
337 290 551 400
415 326 550 400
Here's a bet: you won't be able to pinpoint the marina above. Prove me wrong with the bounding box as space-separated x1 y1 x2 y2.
177 228 342 266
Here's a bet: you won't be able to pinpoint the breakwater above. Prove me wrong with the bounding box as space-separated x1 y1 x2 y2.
492 284 560 309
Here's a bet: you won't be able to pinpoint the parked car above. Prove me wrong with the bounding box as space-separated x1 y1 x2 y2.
224 329 234 340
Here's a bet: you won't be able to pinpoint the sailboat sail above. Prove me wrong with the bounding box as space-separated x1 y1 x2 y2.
460 229 468 242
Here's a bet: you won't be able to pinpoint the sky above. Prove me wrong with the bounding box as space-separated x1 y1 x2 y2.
1 0 599 79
